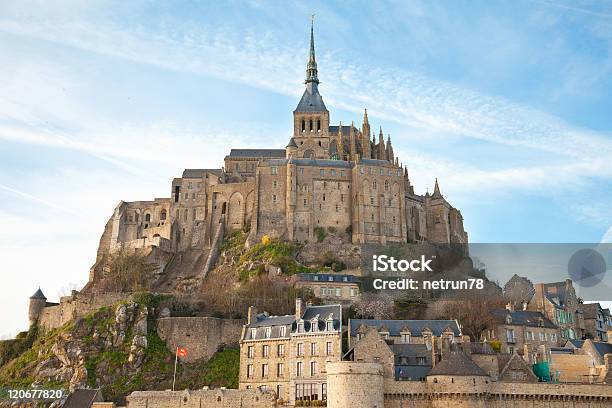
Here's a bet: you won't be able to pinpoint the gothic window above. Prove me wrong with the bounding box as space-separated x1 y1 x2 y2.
316 119 321 132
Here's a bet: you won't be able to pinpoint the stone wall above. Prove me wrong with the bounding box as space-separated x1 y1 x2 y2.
126 389 276 408
38 292 129 332
156 317 244 362
326 362 385 408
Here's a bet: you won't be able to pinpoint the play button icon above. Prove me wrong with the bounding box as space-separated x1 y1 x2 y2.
568 249 606 288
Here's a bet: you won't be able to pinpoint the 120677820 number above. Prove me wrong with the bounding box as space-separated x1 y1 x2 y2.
3 388 64 400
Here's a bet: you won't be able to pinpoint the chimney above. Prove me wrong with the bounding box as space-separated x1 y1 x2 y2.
247 306 258 325
295 298 304 319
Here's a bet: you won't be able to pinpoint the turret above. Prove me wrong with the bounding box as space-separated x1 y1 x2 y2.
361 109 371 159
28 288 46 325
349 121 357 161
377 127 385 160
386 135 394 163
286 137 298 158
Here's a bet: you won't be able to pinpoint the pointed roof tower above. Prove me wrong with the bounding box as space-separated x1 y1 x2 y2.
30 288 46 300
432 178 443 199
294 16 327 113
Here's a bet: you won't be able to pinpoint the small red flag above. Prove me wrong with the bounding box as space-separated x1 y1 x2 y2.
177 347 188 358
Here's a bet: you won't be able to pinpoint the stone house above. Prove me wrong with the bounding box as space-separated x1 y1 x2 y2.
580 302 611 342
528 279 585 340
294 273 360 303
238 299 342 405
484 307 561 357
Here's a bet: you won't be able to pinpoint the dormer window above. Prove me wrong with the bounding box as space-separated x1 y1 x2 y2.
280 326 286 337
250 328 257 339
400 332 411 344
506 315 513 325
297 322 304 333
326 320 334 331
311 319 318 332
265 327 271 338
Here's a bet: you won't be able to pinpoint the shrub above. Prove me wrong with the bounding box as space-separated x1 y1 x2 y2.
314 227 326 243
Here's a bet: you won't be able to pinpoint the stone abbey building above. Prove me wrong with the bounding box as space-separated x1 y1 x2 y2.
96 22 468 261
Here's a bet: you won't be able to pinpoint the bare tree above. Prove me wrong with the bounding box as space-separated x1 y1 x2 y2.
353 292 394 319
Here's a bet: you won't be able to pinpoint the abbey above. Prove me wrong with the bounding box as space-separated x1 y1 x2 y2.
98 22 467 259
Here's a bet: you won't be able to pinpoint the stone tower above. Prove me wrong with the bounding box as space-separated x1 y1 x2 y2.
28 288 46 325
292 18 330 159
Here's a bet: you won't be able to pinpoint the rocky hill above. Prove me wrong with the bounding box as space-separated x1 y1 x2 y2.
0 294 239 406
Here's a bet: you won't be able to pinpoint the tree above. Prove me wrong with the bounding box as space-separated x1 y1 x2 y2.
353 293 394 319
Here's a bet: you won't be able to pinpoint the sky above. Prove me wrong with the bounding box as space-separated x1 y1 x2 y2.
0 0 611 337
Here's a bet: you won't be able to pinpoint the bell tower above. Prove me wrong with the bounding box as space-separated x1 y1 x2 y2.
292 16 330 159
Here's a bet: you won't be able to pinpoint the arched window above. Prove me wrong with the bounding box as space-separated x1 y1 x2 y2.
145 213 151 222
160 210 167 220
310 120 313 132
317 119 321 132
301 119 306 132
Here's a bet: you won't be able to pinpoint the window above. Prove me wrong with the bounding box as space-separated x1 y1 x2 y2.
299 167 304 175
506 329 515 343
360 167 364 174
341 194 344 202
384 180 389 191
296 362 304 377
248 346 254 358
370 197 375 205
273 180 278 188
310 361 317 376
301 119 306 132
278 344 285 356
247 364 253 378
160 210 167 220
400 333 411 344
310 320 318 332
341 170 345 177
262 364 268 378
326 341 333 355
371 213 375 221
297 322 304 333
373 181 377 190
250 328 256 339
380 168 384 175
297 343 304 356
397 169 402 177
335 288 341 297
280 326 286 337
184 192 189 199
303 198 307 206
326 320 334 331
331 169 336 176
145 213 151 222
350 288 359 297
271 166 278 175
311 342 317 356
265 327 271 338
416 357 426 365
335 204 339 212
388 169 392 176
320 169 325 176
277 363 284 377
539 332 545 341
272 194 277 203
323 194 326 201
263 345 269 357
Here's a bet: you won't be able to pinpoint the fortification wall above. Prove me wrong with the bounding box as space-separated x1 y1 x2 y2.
549 353 597 382
326 362 385 408
156 317 244 362
126 389 276 407
382 378 612 408
38 292 129 331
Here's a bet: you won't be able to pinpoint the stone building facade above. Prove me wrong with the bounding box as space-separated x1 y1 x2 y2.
238 299 342 405
580 303 612 342
294 273 360 303
92 21 467 270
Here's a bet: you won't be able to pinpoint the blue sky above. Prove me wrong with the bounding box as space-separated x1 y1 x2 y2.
0 0 611 336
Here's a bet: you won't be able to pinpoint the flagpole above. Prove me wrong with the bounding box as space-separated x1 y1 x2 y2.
172 346 178 391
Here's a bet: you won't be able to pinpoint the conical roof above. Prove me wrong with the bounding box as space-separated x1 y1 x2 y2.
286 138 298 148
428 345 487 377
30 288 46 300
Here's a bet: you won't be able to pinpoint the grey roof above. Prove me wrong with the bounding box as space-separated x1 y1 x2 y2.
228 149 286 158
286 138 298 148
267 158 353 168
297 273 360 283
294 83 328 113
30 288 46 300
428 347 488 377
350 319 461 337
566 339 584 348
244 304 341 340
589 340 612 357
182 169 223 178
329 125 354 134
63 389 102 408
491 309 557 329
358 158 394 167
396 365 431 380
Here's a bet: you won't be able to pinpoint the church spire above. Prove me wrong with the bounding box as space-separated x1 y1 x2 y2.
432 178 443 198
305 15 319 85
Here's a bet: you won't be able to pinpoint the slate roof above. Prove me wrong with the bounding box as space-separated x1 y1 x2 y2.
470 342 496 355
297 273 360 283
349 319 461 337
244 304 341 340
30 288 46 300
427 346 488 377
182 169 223 178
566 339 584 348
396 365 431 380
286 138 298 148
294 84 328 113
267 158 353 168
63 389 102 408
589 340 612 357
358 158 394 167
491 309 557 329
328 125 354 134
228 149 286 158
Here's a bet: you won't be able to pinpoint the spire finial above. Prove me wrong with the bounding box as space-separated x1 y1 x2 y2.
363 108 369 124
305 15 319 85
